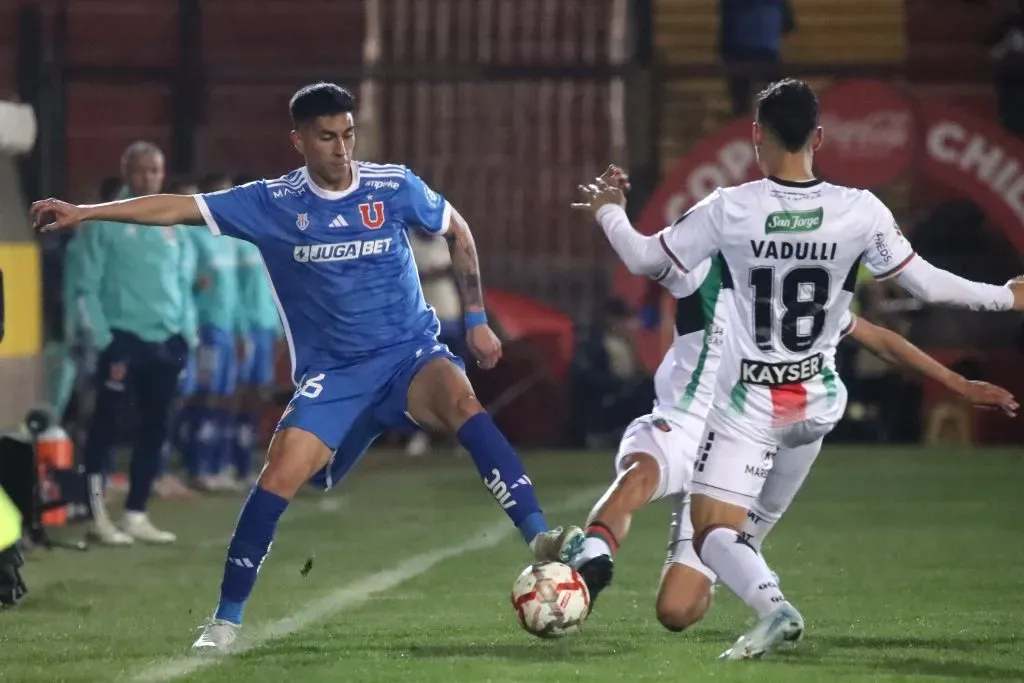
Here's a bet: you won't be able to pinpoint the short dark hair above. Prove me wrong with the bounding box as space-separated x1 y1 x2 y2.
755 79 819 153
289 82 355 126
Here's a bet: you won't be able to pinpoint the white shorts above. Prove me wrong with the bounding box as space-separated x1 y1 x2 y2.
691 407 837 508
614 409 705 502
664 493 717 582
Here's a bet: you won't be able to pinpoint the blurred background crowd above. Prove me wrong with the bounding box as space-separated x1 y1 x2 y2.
0 0 1023 543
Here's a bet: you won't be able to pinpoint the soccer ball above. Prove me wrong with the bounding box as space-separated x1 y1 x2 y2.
510 562 590 638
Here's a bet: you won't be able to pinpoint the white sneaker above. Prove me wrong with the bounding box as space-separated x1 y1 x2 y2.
192 619 240 652
530 525 585 565
88 515 134 546
719 601 804 660
121 512 177 544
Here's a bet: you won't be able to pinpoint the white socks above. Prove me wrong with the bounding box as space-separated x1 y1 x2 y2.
699 526 785 617
575 536 612 568
741 503 779 552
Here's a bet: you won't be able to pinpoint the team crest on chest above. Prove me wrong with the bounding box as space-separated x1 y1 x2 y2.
358 201 386 230
296 213 310 231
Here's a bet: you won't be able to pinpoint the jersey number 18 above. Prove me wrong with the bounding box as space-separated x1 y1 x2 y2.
749 266 830 353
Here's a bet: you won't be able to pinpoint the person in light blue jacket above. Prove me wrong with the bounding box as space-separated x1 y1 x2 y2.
73 141 196 545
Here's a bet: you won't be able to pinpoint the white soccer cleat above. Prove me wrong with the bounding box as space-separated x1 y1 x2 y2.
88 515 134 546
192 619 240 652
718 601 804 661
530 525 585 565
120 512 177 544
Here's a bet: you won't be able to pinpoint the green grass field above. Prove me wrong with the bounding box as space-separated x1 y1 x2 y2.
2 446 1023 683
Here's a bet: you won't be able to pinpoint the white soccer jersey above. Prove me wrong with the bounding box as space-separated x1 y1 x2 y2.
657 177 914 426
594 178 1012 427
650 259 726 422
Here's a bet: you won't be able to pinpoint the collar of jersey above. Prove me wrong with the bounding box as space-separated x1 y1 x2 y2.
301 163 360 200
767 175 822 189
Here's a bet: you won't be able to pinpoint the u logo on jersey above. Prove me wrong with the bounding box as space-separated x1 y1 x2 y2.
358 201 386 230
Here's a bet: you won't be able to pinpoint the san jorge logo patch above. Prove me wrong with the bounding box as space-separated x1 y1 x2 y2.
764 208 823 234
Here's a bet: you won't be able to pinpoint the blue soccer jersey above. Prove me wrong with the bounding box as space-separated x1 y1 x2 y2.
194 162 451 384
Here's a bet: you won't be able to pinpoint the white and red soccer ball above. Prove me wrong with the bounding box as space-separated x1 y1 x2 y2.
511 562 591 638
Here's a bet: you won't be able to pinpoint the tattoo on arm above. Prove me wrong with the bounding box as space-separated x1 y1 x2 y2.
444 209 484 311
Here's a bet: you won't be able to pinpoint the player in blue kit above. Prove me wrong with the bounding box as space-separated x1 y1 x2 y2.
32 82 584 651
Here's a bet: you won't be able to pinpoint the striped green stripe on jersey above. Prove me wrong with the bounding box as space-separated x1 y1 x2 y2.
676 258 723 413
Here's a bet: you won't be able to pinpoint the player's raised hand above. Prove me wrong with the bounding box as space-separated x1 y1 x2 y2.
467 324 502 370
955 379 1019 417
599 165 631 193
571 178 625 215
30 198 89 232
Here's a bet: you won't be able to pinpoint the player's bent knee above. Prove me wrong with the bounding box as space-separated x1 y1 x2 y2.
257 428 333 500
449 391 484 428
407 357 483 432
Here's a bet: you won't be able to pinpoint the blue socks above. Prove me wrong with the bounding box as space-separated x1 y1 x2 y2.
456 413 547 544
215 486 289 625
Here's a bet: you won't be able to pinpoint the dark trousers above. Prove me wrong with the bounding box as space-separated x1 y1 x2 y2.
82 330 187 512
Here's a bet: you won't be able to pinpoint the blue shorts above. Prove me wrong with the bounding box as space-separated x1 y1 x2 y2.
239 328 277 387
277 336 463 490
179 325 238 397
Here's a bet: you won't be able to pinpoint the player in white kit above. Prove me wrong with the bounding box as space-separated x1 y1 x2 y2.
573 79 1024 660
573 166 1019 633
570 236 728 619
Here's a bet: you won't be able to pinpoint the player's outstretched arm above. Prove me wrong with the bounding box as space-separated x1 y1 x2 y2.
846 314 1019 417
861 200 1024 311
443 207 501 369
31 194 205 232
572 175 671 277
891 257 1024 311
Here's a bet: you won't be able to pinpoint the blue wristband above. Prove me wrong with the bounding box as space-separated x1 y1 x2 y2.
464 310 488 329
